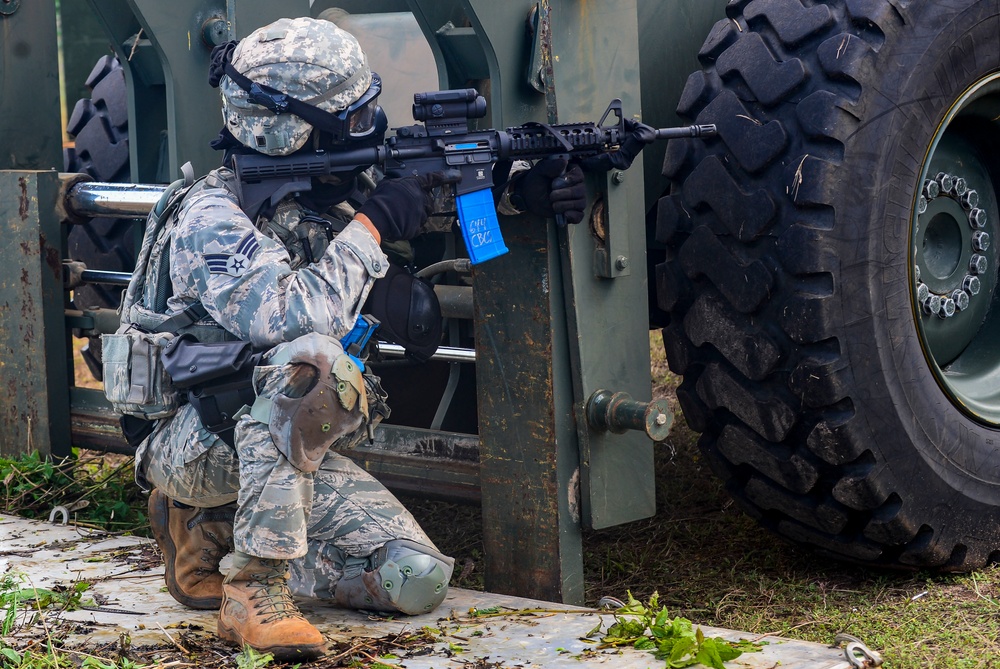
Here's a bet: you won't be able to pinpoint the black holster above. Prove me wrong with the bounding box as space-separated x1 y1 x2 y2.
161 335 263 446
120 414 157 449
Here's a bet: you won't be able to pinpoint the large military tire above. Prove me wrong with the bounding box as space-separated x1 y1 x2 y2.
657 0 1000 570
64 55 140 379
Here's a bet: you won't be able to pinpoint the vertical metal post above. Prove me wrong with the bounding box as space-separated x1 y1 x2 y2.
0 0 62 171
457 0 586 605
547 1 657 531
0 172 71 458
460 0 658 602
473 219 584 604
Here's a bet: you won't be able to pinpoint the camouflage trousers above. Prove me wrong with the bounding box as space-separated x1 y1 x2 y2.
136 333 439 600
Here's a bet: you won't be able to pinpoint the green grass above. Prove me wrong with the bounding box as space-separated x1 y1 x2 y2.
0 449 148 536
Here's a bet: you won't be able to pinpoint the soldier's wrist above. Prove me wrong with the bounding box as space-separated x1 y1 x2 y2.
354 213 381 245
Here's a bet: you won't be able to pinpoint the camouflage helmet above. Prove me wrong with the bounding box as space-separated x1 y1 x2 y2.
219 17 372 156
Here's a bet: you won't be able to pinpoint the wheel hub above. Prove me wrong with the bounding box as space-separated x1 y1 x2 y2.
912 74 1000 424
914 171 989 328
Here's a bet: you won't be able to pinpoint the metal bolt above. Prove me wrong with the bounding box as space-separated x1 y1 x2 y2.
952 289 970 311
969 208 987 229
973 231 991 252
936 172 955 193
914 265 921 282
923 294 942 315
654 413 668 426
964 275 982 296
961 189 980 210
971 254 988 275
916 282 930 303
615 255 630 270
611 170 626 184
918 196 928 215
940 297 957 318
923 179 941 199
201 16 229 46
953 177 968 197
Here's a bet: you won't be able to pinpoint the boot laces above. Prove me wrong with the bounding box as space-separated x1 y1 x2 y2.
247 560 303 623
196 531 230 576
188 507 235 576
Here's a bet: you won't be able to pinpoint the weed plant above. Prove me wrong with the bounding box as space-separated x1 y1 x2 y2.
0 450 147 536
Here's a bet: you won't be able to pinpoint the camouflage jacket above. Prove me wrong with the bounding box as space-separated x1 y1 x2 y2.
157 167 388 347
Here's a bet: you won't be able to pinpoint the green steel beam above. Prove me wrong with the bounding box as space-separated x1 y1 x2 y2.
0 2 62 172
69 393 483 501
0 171 71 458
85 0 310 182
636 0 726 212
546 1 657 530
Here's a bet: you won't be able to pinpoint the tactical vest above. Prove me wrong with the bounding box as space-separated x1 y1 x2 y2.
103 165 238 420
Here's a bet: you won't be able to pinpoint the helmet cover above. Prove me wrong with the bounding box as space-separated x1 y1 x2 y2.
220 16 372 156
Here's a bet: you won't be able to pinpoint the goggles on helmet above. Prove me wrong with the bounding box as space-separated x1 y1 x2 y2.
210 40 385 146
331 73 382 141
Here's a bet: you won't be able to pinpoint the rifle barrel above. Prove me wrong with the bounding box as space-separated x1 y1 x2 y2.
654 124 717 139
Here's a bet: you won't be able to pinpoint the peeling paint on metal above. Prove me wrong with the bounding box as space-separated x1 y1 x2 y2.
568 466 581 524
18 176 29 220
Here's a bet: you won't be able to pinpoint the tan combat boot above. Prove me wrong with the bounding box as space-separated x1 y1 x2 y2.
218 552 327 661
148 489 234 610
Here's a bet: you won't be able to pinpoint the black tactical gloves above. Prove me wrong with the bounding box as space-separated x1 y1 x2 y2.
358 173 449 242
581 119 656 172
509 155 587 226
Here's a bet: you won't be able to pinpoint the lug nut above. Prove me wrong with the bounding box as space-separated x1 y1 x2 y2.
940 297 957 318
923 179 941 199
914 265 921 282
936 172 955 193
971 254 988 275
923 294 942 315
973 231 991 252
918 196 928 214
964 275 982 296
916 282 930 302
970 208 987 229
952 289 970 311
961 189 980 210
953 177 968 197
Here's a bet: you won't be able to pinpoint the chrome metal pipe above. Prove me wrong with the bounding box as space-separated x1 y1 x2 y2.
378 343 476 363
81 269 132 286
66 181 165 219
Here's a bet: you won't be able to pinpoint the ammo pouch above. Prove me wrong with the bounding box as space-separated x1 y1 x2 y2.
161 335 263 445
103 329 181 420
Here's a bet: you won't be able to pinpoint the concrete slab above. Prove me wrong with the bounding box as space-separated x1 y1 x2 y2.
1 515 856 668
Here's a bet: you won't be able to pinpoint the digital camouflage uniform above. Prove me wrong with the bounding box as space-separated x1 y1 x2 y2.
135 171 447 599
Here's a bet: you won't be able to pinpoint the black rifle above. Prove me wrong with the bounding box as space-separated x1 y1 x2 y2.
232 89 716 263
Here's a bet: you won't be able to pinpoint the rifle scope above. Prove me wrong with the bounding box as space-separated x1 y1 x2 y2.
412 89 488 122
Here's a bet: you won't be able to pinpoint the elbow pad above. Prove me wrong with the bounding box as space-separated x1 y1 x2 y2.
363 264 442 362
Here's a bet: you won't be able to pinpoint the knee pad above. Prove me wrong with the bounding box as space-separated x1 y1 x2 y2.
249 333 367 472
334 539 454 615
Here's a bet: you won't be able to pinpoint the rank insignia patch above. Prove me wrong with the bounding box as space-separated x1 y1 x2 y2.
205 233 260 277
